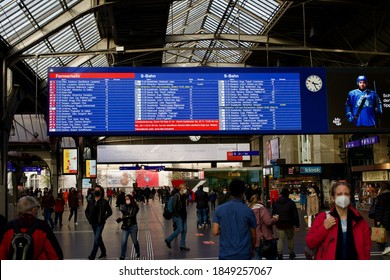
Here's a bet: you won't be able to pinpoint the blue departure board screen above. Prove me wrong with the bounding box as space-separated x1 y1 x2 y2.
47 67 329 135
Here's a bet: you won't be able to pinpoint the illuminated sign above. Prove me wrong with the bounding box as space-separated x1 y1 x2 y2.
346 136 379 149
300 166 322 174
63 148 78 174
48 67 390 135
47 67 328 135
85 159 97 178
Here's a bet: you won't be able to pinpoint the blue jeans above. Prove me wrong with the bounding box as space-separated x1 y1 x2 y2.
120 225 140 258
90 223 106 258
197 208 208 225
43 208 54 228
166 216 187 247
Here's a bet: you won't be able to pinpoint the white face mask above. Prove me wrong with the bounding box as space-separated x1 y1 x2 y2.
335 195 350 209
183 189 187 194
223 191 227 194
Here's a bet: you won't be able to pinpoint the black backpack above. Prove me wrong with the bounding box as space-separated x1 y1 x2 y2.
163 196 175 220
8 219 39 260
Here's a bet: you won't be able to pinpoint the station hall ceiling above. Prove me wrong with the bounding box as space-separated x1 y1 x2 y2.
1 0 390 145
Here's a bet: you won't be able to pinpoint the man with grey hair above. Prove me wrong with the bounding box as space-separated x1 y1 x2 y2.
0 196 63 259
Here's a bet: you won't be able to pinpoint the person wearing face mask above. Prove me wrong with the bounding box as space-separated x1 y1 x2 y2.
306 187 319 229
218 186 230 206
164 184 190 251
306 181 371 260
116 194 140 259
85 185 113 260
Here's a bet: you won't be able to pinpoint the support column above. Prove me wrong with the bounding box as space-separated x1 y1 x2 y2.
51 157 58 194
0 129 9 218
50 137 60 195
0 57 8 218
77 137 84 192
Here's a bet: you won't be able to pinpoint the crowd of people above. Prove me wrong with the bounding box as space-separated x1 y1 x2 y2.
0 180 388 260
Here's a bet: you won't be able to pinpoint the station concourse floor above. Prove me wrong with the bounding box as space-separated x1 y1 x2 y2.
49 198 387 260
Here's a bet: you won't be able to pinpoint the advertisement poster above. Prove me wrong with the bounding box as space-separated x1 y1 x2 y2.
63 148 78 174
85 159 97 178
135 170 159 187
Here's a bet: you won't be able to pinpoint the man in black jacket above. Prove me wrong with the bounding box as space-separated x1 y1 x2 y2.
374 182 390 255
195 186 209 228
165 184 190 251
85 185 112 260
272 188 300 260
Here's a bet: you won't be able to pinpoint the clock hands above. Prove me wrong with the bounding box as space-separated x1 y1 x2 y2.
308 79 321 90
312 81 319 90
306 75 322 92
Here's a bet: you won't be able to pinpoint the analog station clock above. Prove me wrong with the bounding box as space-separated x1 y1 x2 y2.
189 136 201 142
305 75 323 92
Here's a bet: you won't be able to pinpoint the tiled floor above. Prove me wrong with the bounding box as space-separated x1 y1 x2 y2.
53 198 220 260
48 198 387 260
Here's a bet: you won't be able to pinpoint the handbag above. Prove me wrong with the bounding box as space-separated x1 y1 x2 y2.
260 238 277 257
258 208 277 259
371 226 387 243
368 198 377 219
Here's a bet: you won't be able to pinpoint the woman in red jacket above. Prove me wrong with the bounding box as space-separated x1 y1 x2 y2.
306 181 371 260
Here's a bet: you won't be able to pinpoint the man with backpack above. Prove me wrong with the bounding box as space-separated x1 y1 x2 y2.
164 184 190 251
163 192 175 220
0 196 63 260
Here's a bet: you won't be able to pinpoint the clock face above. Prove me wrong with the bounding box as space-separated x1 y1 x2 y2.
305 75 323 92
189 136 201 142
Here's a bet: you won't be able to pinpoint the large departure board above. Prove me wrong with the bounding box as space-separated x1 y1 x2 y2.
47 67 329 135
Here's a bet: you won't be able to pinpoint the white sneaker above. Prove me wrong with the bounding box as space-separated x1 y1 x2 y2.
381 247 390 255
75 222 79 226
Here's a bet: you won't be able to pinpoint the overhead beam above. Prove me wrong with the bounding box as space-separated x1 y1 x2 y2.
165 34 298 45
66 38 117 67
17 45 390 60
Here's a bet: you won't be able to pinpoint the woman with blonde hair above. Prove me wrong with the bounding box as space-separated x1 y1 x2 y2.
249 194 279 259
306 181 371 259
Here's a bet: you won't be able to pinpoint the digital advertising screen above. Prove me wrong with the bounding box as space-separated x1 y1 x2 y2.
85 159 97 178
47 66 390 136
47 67 329 136
62 148 78 175
327 68 390 133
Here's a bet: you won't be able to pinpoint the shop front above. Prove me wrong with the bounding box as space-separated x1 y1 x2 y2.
263 163 346 209
203 167 262 193
351 164 390 209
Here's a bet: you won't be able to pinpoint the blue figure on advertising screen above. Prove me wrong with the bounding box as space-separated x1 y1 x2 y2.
345 75 382 127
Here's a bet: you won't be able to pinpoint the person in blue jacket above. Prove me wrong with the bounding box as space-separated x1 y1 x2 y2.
345 75 382 127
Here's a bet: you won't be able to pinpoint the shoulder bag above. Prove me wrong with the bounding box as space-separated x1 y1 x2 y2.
258 207 277 259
